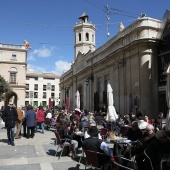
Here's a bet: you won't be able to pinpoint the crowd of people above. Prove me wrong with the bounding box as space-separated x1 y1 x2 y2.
1 102 170 169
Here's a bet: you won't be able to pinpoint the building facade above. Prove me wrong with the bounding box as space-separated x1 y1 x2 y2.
0 42 28 108
60 10 170 118
25 71 60 108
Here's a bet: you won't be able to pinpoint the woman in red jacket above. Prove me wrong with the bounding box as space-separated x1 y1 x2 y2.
35 106 45 134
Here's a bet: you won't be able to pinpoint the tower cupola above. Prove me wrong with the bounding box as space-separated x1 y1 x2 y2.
73 11 96 60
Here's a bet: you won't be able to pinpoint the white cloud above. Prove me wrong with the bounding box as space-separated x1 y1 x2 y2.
33 47 51 58
27 54 36 61
27 60 71 76
54 60 71 75
27 64 46 73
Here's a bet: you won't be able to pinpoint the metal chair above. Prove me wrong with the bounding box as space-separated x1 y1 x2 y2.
54 131 76 160
160 157 170 170
112 156 136 170
144 149 153 170
84 150 111 170
100 128 108 141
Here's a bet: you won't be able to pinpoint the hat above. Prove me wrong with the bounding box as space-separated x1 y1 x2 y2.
75 108 81 112
88 126 99 137
138 120 148 130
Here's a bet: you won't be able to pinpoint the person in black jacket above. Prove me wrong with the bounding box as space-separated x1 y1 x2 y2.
58 118 78 157
1 102 18 146
82 124 113 157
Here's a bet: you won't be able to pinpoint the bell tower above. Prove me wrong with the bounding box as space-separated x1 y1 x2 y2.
73 11 96 60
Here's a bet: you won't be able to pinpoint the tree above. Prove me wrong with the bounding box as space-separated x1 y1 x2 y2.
0 76 12 102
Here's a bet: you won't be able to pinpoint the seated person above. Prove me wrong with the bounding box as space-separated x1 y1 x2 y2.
126 121 142 141
79 116 89 131
121 121 142 157
124 114 131 125
50 116 57 126
68 118 82 148
144 130 170 170
84 120 102 139
144 115 152 124
82 123 113 157
58 118 78 157
134 124 156 170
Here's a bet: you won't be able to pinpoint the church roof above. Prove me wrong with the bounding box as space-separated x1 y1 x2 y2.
79 11 89 19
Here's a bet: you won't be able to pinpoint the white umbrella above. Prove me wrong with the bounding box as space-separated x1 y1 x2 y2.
106 83 118 122
166 65 170 131
75 90 80 112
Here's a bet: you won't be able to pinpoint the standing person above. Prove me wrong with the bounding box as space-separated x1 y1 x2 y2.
36 106 45 134
15 106 24 139
25 105 36 138
22 106 27 137
1 102 18 146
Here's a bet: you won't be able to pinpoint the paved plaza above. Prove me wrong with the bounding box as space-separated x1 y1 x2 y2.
0 119 85 170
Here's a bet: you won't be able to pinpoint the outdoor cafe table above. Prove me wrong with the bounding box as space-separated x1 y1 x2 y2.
110 137 133 158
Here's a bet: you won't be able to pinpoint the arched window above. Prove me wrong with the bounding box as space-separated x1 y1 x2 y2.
79 33 81 41
86 33 89 41
8 67 18 84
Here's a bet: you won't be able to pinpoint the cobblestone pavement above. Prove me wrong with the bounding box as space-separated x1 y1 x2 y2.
0 119 85 170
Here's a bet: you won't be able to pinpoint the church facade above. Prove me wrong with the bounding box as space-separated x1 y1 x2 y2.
60 11 170 118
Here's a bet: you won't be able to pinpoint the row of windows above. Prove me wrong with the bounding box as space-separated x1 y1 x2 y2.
78 33 94 42
26 84 55 91
26 76 55 80
7 72 57 85
25 101 60 107
26 92 57 99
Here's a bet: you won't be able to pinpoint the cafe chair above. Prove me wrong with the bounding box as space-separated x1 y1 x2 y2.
112 156 136 170
54 131 76 160
84 150 111 170
44 118 51 130
144 149 153 170
100 128 108 142
160 157 170 170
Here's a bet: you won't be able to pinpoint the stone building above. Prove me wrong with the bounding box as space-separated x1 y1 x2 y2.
60 10 170 118
0 42 28 108
0 42 60 109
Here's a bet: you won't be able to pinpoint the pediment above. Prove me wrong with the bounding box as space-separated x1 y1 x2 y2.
74 51 84 64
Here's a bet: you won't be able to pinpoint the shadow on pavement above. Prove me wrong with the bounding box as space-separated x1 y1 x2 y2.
46 149 56 156
46 149 69 157
0 138 8 143
68 164 84 170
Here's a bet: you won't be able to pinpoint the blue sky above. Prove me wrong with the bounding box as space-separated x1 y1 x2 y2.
0 0 169 75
